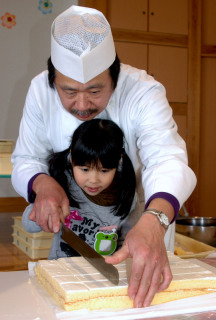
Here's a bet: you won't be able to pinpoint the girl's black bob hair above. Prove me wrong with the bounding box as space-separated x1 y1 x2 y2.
48 119 136 219
71 119 123 170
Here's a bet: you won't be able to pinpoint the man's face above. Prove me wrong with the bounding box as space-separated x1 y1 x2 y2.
54 70 114 121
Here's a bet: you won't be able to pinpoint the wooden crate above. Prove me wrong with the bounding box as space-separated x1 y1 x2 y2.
13 216 53 243
12 225 53 248
175 232 216 259
12 234 51 259
12 216 53 259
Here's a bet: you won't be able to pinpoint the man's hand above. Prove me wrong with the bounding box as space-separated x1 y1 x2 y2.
105 211 173 308
29 174 70 233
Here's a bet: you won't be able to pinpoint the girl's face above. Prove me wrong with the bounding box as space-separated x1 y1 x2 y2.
72 162 117 196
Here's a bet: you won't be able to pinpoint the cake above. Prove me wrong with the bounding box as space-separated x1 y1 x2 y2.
35 252 216 311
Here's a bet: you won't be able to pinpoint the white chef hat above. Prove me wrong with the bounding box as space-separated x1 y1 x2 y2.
51 5 116 83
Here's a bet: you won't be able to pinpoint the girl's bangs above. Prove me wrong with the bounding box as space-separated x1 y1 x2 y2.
72 147 120 169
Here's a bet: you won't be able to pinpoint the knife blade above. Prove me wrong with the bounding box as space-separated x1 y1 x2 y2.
61 224 119 285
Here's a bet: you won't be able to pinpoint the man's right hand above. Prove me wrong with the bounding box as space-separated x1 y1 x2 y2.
29 174 70 233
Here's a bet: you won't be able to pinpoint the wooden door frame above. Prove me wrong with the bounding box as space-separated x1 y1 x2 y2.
186 0 201 215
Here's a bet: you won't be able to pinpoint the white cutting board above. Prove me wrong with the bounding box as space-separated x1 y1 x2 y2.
0 270 56 320
1 260 216 320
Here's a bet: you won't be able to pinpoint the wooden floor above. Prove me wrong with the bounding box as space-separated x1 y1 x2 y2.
0 212 39 271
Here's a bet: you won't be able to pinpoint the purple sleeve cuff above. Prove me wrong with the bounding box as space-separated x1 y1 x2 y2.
145 192 180 224
28 172 48 203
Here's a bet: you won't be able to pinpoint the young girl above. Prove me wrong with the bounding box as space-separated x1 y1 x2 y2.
22 119 136 259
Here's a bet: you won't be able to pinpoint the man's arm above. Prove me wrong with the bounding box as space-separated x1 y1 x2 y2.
11 73 76 232
29 174 70 232
11 74 53 200
105 197 173 308
106 68 196 308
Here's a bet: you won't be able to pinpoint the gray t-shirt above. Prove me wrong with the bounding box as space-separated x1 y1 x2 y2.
22 176 136 259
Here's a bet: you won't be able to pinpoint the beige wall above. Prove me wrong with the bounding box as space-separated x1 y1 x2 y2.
0 0 77 196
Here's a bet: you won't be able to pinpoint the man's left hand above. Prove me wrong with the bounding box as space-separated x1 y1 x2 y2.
105 214 172 308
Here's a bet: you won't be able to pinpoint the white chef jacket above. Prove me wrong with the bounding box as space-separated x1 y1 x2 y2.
11 63 196 250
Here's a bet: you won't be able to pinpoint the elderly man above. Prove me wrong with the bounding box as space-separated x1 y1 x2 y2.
11 5 196 308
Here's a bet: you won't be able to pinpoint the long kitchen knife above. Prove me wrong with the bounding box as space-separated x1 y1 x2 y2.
61 224 119 285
